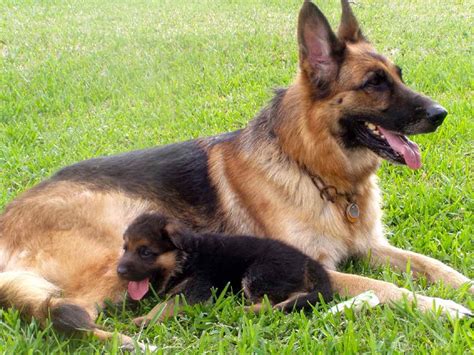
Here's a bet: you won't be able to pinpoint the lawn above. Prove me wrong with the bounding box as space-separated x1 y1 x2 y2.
0 0 473 353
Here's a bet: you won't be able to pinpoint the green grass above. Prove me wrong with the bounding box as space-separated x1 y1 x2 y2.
1 0 473 353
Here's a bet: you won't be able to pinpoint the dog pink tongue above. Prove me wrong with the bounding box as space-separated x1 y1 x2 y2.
127 279 149 300
378 127 421 169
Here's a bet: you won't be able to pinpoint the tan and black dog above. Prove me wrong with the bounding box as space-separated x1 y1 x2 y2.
118 212 333 326
0 0 472 347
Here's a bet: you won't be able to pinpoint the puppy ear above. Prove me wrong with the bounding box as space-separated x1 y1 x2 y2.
127 213 167 238
297 1 345 97
162 221 183 244
147 213 168 235
163 220 198 251
338 0 366 43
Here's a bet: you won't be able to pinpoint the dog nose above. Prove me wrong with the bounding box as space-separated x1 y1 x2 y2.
117 265 128 276
426 104 447 126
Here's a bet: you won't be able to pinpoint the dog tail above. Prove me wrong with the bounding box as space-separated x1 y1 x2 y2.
0 271 146 348
0 271 95 332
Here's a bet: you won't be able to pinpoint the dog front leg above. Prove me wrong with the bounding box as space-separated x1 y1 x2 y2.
327 270 472 317
369 244 473 293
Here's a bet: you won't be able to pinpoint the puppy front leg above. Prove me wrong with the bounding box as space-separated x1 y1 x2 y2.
370 244 473 293
133 277 213 326
133 298 181 326
133 278 190 326
328 270 472 317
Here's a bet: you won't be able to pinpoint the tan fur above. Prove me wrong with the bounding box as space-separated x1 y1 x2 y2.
154 251 178 271
0 182 151 306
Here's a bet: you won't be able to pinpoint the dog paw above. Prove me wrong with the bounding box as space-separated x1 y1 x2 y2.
327 290 381 315
418 296 473 318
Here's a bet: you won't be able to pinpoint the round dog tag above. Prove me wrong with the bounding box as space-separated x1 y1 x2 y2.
346 203 359 223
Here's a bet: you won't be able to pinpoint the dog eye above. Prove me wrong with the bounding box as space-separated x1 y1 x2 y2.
367 74 384 87
363 71 388 90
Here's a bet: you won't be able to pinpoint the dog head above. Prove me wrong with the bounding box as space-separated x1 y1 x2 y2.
117 213 178 300
289 1 446 172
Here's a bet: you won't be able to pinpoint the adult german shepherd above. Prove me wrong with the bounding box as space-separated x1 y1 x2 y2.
0 0 472 347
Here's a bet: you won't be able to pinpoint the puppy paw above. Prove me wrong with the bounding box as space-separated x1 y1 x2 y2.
418 296 473 318
133 316 151 327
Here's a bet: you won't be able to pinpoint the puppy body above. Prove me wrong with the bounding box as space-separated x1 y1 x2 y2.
118 213 333 314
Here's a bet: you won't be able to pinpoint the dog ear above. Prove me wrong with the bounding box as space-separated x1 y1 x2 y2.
297 1 345 97
338 0 365 43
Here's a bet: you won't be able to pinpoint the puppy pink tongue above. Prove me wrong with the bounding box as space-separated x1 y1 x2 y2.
378 127 421 169
128 279 149 300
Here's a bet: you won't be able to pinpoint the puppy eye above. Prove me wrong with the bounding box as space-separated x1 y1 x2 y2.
138 247 154 259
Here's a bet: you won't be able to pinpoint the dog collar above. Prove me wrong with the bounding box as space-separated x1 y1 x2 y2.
306 170 360 223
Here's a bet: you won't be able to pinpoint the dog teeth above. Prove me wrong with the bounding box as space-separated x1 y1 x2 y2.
364 122 384 138
365 122 381 133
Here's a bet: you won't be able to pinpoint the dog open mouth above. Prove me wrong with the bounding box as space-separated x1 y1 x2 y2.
355 122 421 169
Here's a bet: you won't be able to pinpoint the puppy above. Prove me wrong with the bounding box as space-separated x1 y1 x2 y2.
117 213 333 325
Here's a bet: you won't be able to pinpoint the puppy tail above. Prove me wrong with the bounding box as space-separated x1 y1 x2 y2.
0 271 94 332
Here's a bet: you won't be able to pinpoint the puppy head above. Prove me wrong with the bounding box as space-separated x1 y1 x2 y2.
117 213 178 300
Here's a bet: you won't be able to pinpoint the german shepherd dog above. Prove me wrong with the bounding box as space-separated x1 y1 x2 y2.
0 0 472 348
118 213 333 326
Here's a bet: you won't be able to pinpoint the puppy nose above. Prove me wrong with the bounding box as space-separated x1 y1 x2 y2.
117 265 128 276
426 104 447 126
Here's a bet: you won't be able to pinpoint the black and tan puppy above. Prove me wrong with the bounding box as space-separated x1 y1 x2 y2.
118 213 333 325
